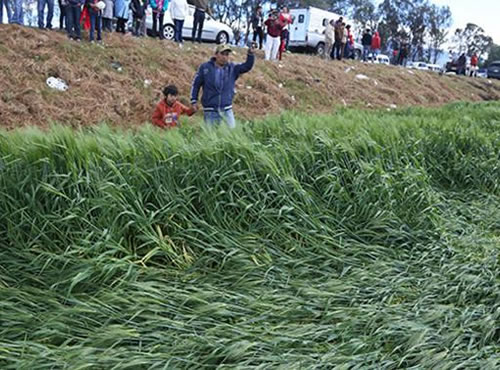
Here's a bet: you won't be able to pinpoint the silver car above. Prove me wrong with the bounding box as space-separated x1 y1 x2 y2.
145 5 233 44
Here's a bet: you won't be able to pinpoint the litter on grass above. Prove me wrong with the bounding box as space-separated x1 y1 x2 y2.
46 77 68 91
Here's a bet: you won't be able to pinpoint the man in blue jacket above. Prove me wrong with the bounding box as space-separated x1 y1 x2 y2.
191 43 255 128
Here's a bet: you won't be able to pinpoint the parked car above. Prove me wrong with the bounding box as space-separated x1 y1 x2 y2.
145 5 233 44
476 68 488 78
487 61 500 79
411 61 429 70
427 64 442 72
288 6 362 59
366 53 390 64
446 56 470 75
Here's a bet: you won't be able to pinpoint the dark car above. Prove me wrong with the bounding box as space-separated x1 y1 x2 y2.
487 61 500 79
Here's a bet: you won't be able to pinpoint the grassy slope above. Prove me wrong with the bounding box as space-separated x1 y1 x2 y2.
1 24 500 129
0 102 499 368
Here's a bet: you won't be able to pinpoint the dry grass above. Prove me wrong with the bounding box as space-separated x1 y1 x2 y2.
1 24 499 129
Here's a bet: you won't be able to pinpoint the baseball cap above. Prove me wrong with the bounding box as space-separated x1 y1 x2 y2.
215 44 233 54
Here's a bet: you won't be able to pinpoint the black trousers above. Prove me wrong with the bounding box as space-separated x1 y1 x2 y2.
152 12 164 39
116 18 127 33
192 8 205 42
57 0 65 29
253 26 264 49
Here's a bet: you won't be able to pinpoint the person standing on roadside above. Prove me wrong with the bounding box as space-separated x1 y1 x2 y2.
371 30 381 58
344 24 354 59
264 9 283 61
86 0 103 42
470 52 478 77
251 5 264 50
190 43 255 128
101 0 113 31
115 0 130 34
65 0 83 40
361 28 372 62
457 53 466 75
324 19 334 60
169 0 188 46
332 17 344 60
130 0 146 36
278 6 292 59
150 0 168 39
191 0 210 43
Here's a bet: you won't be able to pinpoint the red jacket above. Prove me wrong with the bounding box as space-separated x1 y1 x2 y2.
265 17 283 38
347 30 354 46
471 55 478 66
152 100 194 128
371 32 381 49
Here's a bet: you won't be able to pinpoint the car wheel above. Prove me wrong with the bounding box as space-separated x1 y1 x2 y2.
216 31 229 45
315 42 325 56
162 24 175 40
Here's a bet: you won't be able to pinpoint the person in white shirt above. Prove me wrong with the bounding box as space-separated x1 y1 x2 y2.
169 0 188 45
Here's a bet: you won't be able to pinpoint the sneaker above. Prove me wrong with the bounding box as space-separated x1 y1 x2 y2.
179 43 183 48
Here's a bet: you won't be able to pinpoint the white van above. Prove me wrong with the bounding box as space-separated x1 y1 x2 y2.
288 7 362 58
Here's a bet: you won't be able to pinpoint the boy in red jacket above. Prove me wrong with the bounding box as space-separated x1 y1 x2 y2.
152 85 195 128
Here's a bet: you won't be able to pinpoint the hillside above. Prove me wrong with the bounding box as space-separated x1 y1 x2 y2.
1 24 500 128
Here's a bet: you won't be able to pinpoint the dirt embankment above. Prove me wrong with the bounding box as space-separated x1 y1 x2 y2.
1 25 499 129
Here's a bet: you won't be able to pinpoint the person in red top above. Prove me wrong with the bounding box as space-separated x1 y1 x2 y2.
278 6 293 60
371 31 381 58
152 85 195 128
344 24 354 59
470 53 479 77
264 10 283 61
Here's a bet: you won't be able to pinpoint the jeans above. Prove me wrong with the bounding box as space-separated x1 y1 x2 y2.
65 5 81 39
174 18 183 43
332 41 344 60
37 0 54 28
362 45 370 61
192 8 204 42
0 0 13 24
344 43 352 59
371 48 379 59
152 11 163 38
10 0 23 24
204 109 236 128
89 10 101 41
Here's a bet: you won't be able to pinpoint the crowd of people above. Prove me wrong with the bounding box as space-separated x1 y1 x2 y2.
324 17 358 61
0 0 204 44
249 5 293 61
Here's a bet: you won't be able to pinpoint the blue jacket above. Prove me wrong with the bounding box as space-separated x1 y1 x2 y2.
115 0 131 18
190 53 255 111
